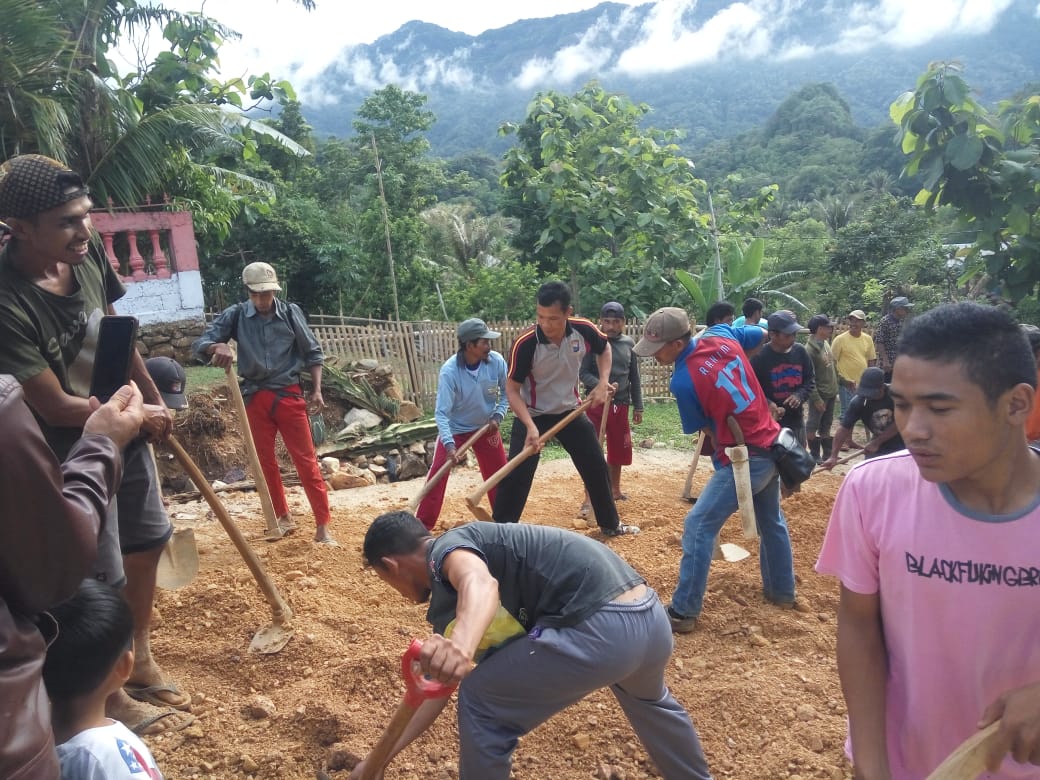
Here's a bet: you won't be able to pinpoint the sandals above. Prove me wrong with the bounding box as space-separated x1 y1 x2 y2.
124 682 191 711
602 524 640 537
128 708 196 736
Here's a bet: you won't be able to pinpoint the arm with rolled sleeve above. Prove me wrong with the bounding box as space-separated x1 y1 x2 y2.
192 304 239 363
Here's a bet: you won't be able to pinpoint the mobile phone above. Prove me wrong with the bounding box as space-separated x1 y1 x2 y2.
89 316 139 402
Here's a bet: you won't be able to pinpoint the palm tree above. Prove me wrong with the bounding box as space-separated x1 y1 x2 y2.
0 0 308 207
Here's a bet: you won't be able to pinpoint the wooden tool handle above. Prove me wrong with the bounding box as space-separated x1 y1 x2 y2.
166 436 293 625
726 415 745 446
224 365 281 537
358 698 417 780
682 433 707 499
407 423 491 512
466 397 595 508
925 722 1001 780
597 398 610 448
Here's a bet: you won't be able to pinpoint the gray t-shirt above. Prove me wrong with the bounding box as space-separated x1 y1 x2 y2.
425 522 643 650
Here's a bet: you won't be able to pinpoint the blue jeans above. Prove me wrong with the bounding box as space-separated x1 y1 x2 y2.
838 384 854 418
670 456 795 618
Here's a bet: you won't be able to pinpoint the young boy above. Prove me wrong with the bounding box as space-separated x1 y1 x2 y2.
817 302 1040 778
43 580 164 779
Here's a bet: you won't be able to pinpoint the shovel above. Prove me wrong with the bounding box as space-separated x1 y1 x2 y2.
465 397 595 521
725 416 759 540
359 639 456 780
224 365 284 541
925 722 1000 780
156 527 199 590
165 435 294 654
406 423 491 514
681 434 707 503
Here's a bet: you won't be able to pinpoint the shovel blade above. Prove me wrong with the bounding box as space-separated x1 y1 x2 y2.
719 543 751 562
156 528 199 590
250 622 293 654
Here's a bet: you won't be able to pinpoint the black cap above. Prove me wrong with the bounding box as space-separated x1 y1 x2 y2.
767 311 801 335
807 314 832 333
857 367 886 400
600 301 625 318
145 357 187 410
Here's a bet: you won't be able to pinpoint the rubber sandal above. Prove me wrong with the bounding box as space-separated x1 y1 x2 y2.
129 708 196 736
577 503 591 519
602 523 640 537
124 682 191 711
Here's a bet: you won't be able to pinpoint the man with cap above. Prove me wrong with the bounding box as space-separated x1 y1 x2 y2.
820 367 905 470
494 281 637 536
634 307 797 631
579 301 643 508
415 318 509 530
0 155 194 733
751 311 815 447
193 262 335 544
804 315 839 463
874 296 913 383
831 308 877 417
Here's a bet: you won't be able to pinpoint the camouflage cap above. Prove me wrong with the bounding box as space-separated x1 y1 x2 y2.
0 155 90 220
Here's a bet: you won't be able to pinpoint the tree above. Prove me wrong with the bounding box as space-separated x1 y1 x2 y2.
0 0 307 216
891 62 1040 301
500 82 709 314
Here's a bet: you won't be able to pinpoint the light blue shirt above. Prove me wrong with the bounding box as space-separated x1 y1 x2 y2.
434 350 509 448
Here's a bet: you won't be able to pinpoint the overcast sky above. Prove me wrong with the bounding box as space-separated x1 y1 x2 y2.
130 0 627 82
126 0 1032 98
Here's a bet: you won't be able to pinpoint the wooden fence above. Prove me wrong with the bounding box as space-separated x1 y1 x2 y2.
207 313 874 412
303 315 679 411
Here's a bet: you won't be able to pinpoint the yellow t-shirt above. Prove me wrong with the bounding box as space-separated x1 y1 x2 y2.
831 331 877 384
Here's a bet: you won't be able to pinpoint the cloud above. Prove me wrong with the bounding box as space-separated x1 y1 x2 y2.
513 10 624 89
299 0 1024 106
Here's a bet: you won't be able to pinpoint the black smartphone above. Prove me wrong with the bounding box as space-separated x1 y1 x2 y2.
89 315 139 402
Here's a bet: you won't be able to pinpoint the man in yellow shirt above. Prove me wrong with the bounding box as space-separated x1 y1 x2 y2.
831 309 877 415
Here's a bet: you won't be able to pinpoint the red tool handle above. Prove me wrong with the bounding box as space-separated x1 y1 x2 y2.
400 639 456 707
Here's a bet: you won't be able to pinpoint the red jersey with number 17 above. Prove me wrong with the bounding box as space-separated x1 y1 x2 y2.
671 325 780 466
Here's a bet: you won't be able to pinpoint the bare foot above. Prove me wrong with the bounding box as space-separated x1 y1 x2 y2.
126 655 191 709
108 689 195 735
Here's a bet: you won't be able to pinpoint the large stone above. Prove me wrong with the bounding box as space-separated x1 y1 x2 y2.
343 407 383 430
398 452 428 481
397 401 423 422
320 457 340 474
328 466 376 490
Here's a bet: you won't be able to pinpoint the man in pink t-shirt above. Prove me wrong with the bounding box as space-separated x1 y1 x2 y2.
817 302 1040 779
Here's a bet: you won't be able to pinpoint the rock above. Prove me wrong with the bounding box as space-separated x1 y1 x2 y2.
397 401 423 422
320 457 340 474
808 734 825 752
372 455 387 466
211 480 228 490
298 576 319 589
749 633 770 647
223 467 246 483
638 438 655 448
285 570 307 581
572 518 589 530
240 755 259 773
795 703 820 721
326 743 360 771
343 407 383 430
328 470 376 490
398 452 428 481
407 441 426 456
358 358 379 370
572 732 591 750
369 464 388 477
245 695 276 719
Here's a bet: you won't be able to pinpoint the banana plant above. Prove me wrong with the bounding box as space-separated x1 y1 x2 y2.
676 237 809 316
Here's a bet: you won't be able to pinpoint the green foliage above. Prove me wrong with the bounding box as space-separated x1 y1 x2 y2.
892 62 1040 302
499 82 710 313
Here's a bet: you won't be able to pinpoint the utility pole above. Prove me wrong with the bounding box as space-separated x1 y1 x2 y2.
371 133 401 321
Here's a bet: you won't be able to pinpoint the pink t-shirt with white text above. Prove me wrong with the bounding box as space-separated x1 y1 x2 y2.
817 450 1040 779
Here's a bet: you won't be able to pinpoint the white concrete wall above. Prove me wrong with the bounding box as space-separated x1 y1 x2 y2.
113 271 205 326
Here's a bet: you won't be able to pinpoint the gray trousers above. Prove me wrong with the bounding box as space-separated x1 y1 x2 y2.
456 589 713 780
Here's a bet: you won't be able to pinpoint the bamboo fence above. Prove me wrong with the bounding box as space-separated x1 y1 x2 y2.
209 312 874 412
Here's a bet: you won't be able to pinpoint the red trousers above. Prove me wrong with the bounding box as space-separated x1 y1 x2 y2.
585 403 633 465
415 427 507 530
245 386 331 527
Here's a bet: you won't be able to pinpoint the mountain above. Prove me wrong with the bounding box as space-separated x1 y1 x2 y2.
299 0 1040 157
